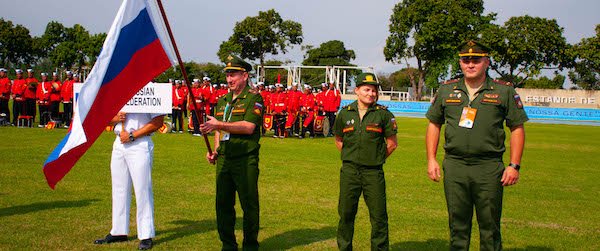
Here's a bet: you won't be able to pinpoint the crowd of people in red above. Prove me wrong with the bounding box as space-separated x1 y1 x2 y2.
170 77 342 138
0 68 77 128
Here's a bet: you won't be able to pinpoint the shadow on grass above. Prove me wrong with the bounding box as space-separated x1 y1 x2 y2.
0 199 99 218
260 226 336 250
391 239 448 250
505 247 554 251
155 218 243 245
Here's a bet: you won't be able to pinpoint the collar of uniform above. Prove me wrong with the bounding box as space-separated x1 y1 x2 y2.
224 85 250 102
347 100 376 112
456 76 494 93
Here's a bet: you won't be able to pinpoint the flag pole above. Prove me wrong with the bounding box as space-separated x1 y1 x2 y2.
155 0 212 153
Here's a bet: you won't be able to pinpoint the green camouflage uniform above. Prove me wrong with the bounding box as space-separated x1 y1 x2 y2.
334 99 398 251
426 77 528 251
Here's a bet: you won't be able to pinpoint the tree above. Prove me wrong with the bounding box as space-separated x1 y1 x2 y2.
481 15 571 87
384 0 494 100
378 67 417 91
522 73 565 89
0 18 35 67
568 24 600 90
217 9 303 80
301 40 356 85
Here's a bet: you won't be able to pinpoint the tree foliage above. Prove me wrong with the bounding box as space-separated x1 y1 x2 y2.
568 24 600 90
0 18 35 67
301 40 356 85
481 15 571 87
217 9 303 66
377 67 416 91
384 0 494 100
522 73 565 89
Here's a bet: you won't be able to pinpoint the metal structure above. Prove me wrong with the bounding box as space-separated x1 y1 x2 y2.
256 65 379 94
256 65 412 101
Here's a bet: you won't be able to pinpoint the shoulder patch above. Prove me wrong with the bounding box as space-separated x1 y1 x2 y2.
440 79 460 85
376 105 387 110
492 79 514 87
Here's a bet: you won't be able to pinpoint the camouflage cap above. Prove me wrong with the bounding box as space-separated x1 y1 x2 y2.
223 54 252 72
458 40 490 57
355 72 380 87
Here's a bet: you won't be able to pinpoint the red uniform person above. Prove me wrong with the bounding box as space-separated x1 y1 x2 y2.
299 84 317 138
285 83 303 135
322 82 341 136
270 83 288 138
49 72 62 120
24 69 39 120
61 71 75 127
171 80 185 133
188 79 203 136
11 69 27 125
0 68 11 123
36 73 52 127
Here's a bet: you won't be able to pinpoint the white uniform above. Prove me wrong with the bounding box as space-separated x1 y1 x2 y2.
110 113 162 240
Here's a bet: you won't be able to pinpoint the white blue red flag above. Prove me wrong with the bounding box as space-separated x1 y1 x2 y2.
43 0 177 189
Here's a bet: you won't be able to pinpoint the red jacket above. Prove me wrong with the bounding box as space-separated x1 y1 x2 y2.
260 90 271 113
172 87 185 108
36 81 52 105
300 92 317 112
61 79 74 102
50 81 62 102
11 78 27 101
216 88 228 99
189 87 203 111
24 77 38 99
0 77 10 100
270 91 287 113
286 90 303 112
322 89 341 112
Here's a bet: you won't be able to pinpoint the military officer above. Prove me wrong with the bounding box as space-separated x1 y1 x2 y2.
200 55 263 251
334 73 398 250
425 40 528 251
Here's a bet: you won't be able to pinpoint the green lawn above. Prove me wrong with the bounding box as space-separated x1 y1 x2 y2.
0 118 599 250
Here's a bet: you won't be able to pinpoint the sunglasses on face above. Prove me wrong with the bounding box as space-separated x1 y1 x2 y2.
460 57 484 64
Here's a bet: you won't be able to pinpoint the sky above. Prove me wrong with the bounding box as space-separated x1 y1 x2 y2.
1 0 599 75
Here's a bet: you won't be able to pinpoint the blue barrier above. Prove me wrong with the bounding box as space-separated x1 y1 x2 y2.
340 99 600 124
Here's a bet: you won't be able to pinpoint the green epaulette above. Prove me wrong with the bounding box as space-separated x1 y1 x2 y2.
492 79 514 87
375 104 387 110
440 79 460 85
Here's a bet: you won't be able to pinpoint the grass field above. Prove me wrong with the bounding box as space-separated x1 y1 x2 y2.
0 117 599 250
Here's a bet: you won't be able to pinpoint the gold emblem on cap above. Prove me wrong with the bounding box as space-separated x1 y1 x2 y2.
469 48 473 53
227 62 232 67
467 40 476 47
365 75 374 82
227 55 234 61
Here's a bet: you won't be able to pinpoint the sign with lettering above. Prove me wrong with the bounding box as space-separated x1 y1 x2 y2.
74 83 172 114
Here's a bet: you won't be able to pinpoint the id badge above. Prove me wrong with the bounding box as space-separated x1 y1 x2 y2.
458 107 477 128
219 130 230 141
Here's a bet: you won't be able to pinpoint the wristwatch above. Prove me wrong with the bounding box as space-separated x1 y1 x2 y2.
508 163 520 171
129 132 135 142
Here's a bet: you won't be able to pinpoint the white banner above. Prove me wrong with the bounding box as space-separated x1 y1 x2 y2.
74 82 172 114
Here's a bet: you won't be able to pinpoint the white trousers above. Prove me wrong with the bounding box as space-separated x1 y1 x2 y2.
110 136 155 240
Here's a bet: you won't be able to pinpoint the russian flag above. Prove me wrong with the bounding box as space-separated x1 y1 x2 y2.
43 0 178 189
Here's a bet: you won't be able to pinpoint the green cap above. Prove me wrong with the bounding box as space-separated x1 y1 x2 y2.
458 40 490 57
223 54 253 72
355 72 379 87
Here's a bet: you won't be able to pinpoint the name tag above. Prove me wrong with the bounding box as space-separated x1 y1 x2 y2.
219 131 230 141
458 107 477 129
